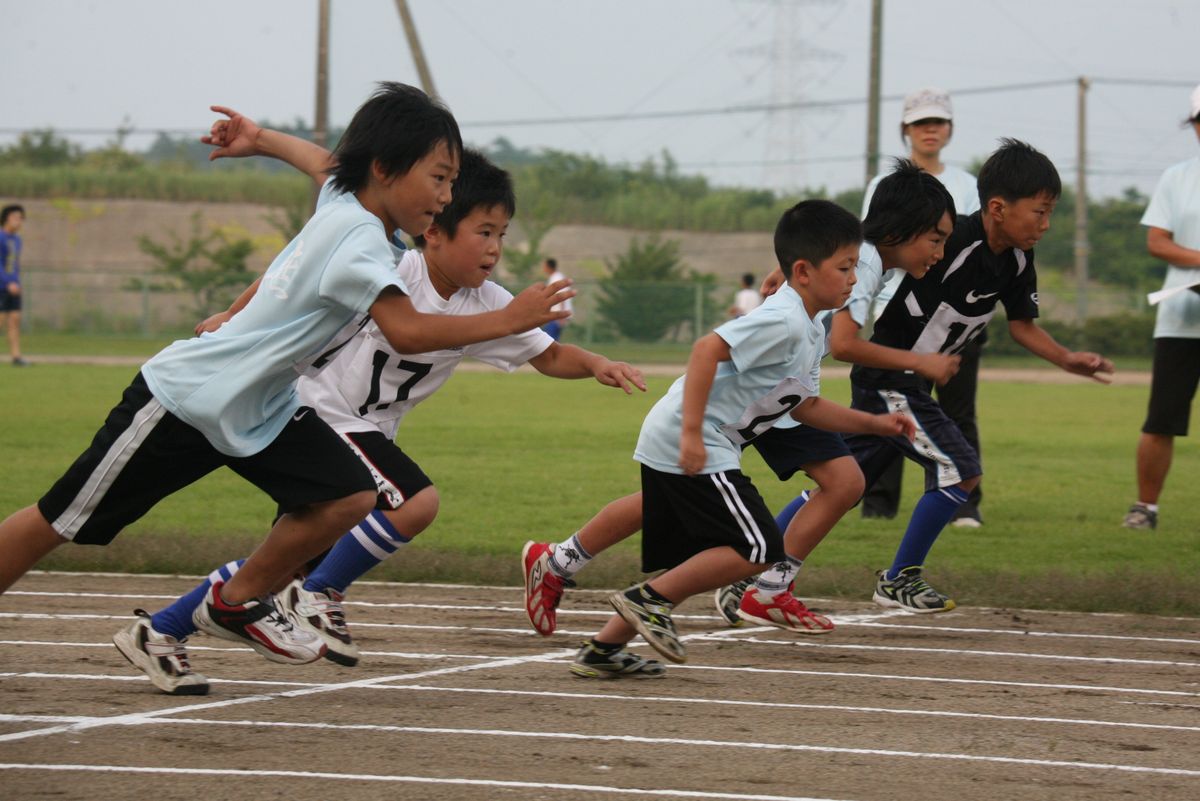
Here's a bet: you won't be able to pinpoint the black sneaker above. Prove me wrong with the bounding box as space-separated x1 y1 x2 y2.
192 580 326 664
1122 503 1157 531
609 583 686 664
713 578 753 627
12 357 30 367
872 567 956 613
570 641 666 679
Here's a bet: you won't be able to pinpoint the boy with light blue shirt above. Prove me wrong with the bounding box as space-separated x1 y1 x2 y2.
0 84 572 661
572 200 915 674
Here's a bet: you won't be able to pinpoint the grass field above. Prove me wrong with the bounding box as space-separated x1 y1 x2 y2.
2 361 1194 615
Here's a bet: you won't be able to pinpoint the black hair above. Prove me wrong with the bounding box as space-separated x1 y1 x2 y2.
773 200 862 279
1 204 24 226
864 159 956 247
740 272 755 287
412 148 515 247
976 138 1061 208
545 257 557 270
328 82 462 194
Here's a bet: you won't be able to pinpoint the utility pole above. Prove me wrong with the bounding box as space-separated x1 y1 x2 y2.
1075 76 1090 325
312 0 331 209
394 0 438 98
865 0 883 184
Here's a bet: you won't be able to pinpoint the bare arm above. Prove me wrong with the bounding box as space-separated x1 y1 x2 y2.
828 308 960 385
195 277 263 335
1147 227 1200 269
1007 318 1114 383
790 396 915 440
202 106 334 185
677 333 730 475
529 342 647 394
369 281 575 355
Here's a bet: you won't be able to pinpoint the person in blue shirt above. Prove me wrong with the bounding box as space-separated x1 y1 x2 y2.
0 204 28 366
0 84 571 663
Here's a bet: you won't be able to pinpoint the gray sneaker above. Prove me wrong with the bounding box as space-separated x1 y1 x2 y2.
275 578 360 667
112 610 209 695
1122 503 1157 530
609 583 686 664
713 578 753 627
872 567 956 613
570 641 666 679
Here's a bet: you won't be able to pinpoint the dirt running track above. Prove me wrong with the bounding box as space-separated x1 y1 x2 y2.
1 571 1197 801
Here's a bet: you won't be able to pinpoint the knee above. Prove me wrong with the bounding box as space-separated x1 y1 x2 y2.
325 490 377 527
813 460 865 507
402 487 440 535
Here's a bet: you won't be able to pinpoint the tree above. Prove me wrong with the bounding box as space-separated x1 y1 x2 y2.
596 236 716 341
0 129 81 167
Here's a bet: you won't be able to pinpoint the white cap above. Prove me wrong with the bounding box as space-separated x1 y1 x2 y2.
1190 83 1200 121
902 87 953 125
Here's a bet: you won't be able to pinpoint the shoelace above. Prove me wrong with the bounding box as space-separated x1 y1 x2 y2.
305 594 349 632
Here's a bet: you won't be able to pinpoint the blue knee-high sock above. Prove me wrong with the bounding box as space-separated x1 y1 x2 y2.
887 486 970 579
304 510 411 595
150 559 244 640
774 490 811 533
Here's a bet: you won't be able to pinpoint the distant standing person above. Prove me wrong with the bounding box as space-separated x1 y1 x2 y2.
728 272 762 318
1123 84 1200 531
0 204 28 367
542 257 572 340
859 88 983 526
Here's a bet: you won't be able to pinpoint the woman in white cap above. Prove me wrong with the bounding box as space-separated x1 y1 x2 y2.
1123 83 1200 531
858 87 985 527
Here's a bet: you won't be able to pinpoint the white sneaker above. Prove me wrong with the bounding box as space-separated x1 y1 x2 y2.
113 610 209 695
192 580 326 665
275 578 360 667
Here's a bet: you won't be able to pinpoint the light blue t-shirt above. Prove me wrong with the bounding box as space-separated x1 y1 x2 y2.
843 242 890 329
142 182 407 456
863 164 979 318
1141 156 1200 339
634 284 822 475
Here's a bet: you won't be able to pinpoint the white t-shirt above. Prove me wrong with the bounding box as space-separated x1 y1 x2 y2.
634 284 822 475
733 287 761 316
142 181 405 457
1141 156 1200 339
300 249 555 440
863 164 980 319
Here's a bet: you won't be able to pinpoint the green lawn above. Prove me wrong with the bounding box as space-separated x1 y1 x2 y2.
1 364 1194 614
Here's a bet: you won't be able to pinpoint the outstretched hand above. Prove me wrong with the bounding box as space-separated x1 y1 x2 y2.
505 279 576 334
592 359 647 394
1062 351 1115 384
200 105 261 161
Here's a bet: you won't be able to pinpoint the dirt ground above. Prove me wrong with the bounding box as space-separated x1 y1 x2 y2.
1 571 1197 801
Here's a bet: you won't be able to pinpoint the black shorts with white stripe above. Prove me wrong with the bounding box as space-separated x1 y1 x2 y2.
639 464 784 573
843 383 981 493
38 372 376 545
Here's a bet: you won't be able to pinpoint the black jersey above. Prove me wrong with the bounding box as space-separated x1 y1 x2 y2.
851 212 1040 390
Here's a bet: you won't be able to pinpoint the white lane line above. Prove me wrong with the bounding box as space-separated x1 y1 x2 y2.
4 720 1198 778
688 633 1200 668
848 621 1200 646
0 648 575 744
0 763 852 801
4 681 1197 734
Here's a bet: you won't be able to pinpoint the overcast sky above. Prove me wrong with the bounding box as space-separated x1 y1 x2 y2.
6 0 1200 199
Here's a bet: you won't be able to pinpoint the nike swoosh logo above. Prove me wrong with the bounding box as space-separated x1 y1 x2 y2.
293 409 310 422
965 290 999 303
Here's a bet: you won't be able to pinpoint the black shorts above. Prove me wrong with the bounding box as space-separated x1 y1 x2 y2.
1143 338 1200 437
0 291 20 313
844 384 982 492
38 372 377 545
341 430 433 510
749 424 852 481
640 464 784 573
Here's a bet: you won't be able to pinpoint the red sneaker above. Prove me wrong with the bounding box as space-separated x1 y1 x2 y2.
737 588 834 634
521 541 573 636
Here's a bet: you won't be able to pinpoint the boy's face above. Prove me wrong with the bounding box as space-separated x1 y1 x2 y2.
791 242 859 312
423 204 510 296
3 211 23 233
904 118 952 159
377 140 459 237
990 191 1057 251
890 212 953 278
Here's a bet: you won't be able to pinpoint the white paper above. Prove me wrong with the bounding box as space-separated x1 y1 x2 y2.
1147 278 1200 305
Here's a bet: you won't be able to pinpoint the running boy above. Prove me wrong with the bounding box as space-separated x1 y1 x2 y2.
0 85 571 658
112 113 643 694
775 140 1113 613
571 200 914 677
525 162 960 642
